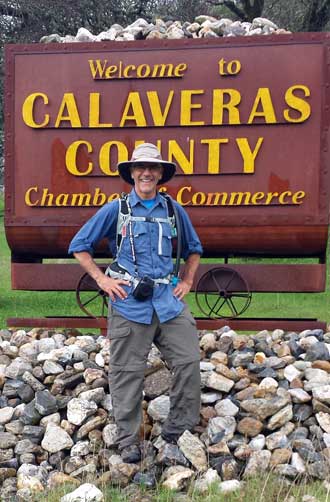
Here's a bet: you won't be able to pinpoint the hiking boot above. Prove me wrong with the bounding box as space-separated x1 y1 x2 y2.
120 444 141 463
161 431 180 444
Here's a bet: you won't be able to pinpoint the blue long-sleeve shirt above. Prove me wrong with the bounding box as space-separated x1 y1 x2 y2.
69 189 203 324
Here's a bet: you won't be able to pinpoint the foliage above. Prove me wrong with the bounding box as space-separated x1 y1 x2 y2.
206 0 330 31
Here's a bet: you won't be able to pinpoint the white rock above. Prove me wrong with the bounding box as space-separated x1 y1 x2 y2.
101 394 113 413
194 468 220 492
40 413 61 427
215 398 239 417
201 392 222 404
70 441 90 457
147 395 170 422
73 362 85 372
5 358 33 378
200 361 215 371
43 360 64 375
61 483 104 502
267 404 293 430
177 430 207 472
294 360 311 371
67 398 97 426
75 28 96 42
249 434 266 451
288 388 311 403
219 479 242 493
299 336 319 349
0 407 14 425
259 377 278 391
244 450 271 477
323 433 330 448
37 346 74 363
305 368 329 381
284 365 301 382
265 431 289 450
78 388 106 404
162 468 194 490
205 372 235 392
108 454 123 466
291 452 306 473
95 30 117 42
102 423 118 447
316 412 330 433
95 353 105 367
41 424 73 453
252 17 278 30
200 333 217 352
207 416 236 442
37 338 56 353
17 474 44 492
312 385 330 403
272 329 285 340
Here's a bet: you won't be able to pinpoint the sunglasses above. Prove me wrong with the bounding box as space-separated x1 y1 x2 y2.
132 163 163 172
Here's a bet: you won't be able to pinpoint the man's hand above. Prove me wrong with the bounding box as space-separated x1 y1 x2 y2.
96 275 130 302
173 279 192 300
73 251 130 303
173 253 200 300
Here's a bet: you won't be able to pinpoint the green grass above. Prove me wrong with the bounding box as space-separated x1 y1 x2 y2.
1 192 329 330
0 194 81 330
31 474 330 502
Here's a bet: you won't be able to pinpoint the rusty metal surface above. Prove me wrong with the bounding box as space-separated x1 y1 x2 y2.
11 262 326 292
4 33 330 262
5 224 328 259
6 316 327 333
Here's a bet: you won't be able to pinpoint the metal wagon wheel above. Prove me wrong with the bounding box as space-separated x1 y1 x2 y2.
195 266 252 319
76 269 108 318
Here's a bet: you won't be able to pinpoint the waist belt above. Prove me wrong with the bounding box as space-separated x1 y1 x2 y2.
105 266 171 286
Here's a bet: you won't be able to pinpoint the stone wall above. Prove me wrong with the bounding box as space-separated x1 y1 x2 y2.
39 15 290 44
1 325 330 499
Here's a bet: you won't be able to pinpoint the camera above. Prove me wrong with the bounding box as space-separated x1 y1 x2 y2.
132 276 154 301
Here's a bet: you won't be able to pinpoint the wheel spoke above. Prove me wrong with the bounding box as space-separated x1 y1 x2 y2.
224 271 237 291
101 298 107 317
195 267 251 319
82 277 98 289
213 298 228 317
206 296 226 317
226 297 238 317
81 292 102 307
210 271 223 293
230 292 251 298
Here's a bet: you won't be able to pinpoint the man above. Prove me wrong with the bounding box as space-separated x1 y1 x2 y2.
69 143 203 463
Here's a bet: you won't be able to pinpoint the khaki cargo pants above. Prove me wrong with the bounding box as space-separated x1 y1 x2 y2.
107 304 201 449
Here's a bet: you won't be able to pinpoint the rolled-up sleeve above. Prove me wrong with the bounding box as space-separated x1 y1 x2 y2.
68 201 119 256
175 203 203 260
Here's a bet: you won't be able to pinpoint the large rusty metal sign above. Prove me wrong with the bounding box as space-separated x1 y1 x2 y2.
4 33 330 330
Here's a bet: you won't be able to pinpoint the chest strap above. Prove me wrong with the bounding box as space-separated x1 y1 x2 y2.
105 265 171 286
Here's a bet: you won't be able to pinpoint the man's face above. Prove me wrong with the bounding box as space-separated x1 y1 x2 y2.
130 163 163 199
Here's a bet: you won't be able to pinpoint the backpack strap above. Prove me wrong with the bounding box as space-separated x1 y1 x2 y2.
160 193 182 281
115 192 182 281
116 192 130 255
160 193 177 237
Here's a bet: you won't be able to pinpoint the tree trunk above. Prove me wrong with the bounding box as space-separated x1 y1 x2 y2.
302 0 330 31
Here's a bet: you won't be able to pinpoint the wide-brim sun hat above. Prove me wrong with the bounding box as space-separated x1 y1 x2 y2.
117 143 177 185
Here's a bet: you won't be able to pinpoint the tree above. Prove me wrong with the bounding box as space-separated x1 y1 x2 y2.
205 0 330 31
153 0 210 23
301 0 330 32
206 0 264 21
